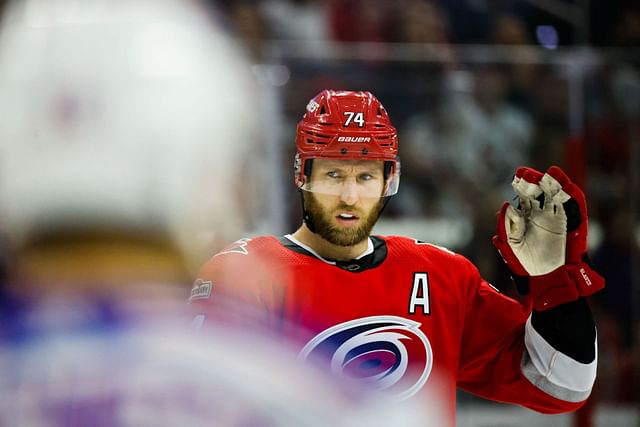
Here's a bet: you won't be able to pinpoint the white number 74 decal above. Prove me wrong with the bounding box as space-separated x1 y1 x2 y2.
343 111 365 127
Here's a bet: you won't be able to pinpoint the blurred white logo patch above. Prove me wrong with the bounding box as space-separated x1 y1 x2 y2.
189 279 212 300
306 99 319 112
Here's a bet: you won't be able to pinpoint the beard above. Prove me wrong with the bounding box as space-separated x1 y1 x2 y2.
304 192 384 247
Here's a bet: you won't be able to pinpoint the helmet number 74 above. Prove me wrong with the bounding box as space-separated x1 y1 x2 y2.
343 111 365 127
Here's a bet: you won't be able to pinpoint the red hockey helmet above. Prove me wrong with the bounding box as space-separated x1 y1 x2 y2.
294 90 400 197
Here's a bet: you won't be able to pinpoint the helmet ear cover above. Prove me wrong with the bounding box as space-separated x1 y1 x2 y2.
383 161 393 181
304 158 313 178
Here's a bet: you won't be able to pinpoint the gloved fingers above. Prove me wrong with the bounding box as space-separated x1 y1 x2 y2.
538 172 570 224
493 202 529 276
545 165 587 218
504 204 526 243
519 170 568 236
546 165 571 187
515 166 544 184
495 202 525 244
513 167 544 198
544 166 589 262
540 166 586 234
495 201 511 243
512 167 544 213
539 172 565 200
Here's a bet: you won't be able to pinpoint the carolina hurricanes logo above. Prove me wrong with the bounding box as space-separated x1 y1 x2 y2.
299 316 432 400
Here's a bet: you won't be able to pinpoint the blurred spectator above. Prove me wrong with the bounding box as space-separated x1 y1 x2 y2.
394 0 450 44
582 56 639 215
260 0 329 42
589 0 628 46
611 4 640 50
438 0 528 44
381 0 455 124
527 65 571 170
591 200 640 403
592 203 638 348
490 13 540 114
328 0 394 42
226 1 270 60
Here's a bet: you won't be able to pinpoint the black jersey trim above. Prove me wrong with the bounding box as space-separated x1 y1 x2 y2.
277 235 388 273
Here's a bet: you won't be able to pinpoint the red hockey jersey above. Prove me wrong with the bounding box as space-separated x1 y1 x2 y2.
191 235 596 423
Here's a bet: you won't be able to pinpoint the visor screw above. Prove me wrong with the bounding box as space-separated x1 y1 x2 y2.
341 148 347 155
362 148 368 155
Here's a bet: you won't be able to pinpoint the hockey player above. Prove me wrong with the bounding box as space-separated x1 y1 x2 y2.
192 89 606 424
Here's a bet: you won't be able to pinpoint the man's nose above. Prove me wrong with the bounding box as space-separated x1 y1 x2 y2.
339 179 359 205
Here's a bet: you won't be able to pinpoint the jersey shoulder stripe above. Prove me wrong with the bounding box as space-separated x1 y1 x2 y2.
381 235 458 258
212 236 284 258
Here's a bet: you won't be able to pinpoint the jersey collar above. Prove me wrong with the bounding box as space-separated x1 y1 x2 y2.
279 234 387 273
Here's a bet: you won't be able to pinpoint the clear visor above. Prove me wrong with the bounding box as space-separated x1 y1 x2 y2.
298 158 400 198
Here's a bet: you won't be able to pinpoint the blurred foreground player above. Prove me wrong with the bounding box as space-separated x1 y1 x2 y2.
0 2 422 426
193 90 606 425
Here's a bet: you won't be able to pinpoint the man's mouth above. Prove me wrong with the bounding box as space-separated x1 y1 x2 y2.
335 211 360 226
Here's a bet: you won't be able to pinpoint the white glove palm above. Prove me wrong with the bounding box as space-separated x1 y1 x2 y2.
493 166 605 311
504 171 570 276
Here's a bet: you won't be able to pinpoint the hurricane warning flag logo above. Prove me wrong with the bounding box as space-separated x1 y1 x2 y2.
299 316 433 400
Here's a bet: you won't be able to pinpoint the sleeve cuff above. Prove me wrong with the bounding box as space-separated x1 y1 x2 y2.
521 314 597 402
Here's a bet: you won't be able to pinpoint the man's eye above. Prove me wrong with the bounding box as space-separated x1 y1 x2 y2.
327 171 340 179
359 174 373 181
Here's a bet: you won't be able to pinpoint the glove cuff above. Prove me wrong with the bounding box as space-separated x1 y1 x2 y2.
514 261 605 311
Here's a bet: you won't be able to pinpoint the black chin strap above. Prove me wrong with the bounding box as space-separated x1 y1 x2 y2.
377 196 392 219
299 189 317 233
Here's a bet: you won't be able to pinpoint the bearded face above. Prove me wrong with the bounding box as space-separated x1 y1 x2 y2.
302 159 387 247
304 191 384 246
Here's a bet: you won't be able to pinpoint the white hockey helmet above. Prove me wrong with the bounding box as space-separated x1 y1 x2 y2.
0 0 255 269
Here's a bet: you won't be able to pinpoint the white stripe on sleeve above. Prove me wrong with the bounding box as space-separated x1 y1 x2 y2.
521 315 597 402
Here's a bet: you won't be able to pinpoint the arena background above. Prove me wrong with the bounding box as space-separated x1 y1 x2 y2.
0 0 637 425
